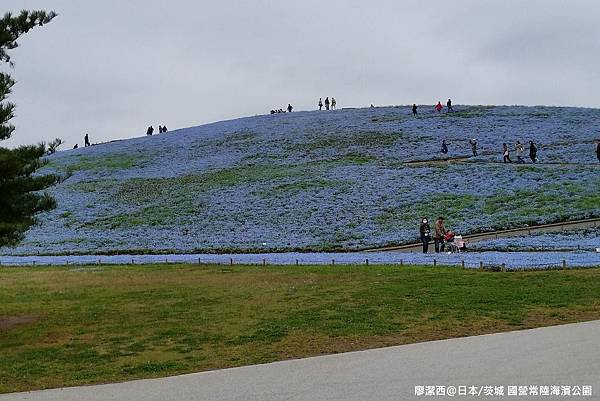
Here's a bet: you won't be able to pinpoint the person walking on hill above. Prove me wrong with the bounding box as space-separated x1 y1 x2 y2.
529 140 537 163
469 139 478 157
433 216 446 253
503 143 512 163
515 141 526 163
84 133 90 147
596 140 600 163
441 139 449 154
331 97 337 110
435 101 443 113
158 126 164 134
287 104 293 113
446 99 453 112
324 97 330 110
420 218 432 254
412 104 418 116
146 126 154 136
318 98 323 110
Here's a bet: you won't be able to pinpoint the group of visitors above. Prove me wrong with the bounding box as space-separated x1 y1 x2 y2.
419 216 456 254
318 97 336 111
439 138 538 162
270 104 293 114
268 97 337 114
412 99 453 116
74 125 169 148
435 99 453 113
146 125 168 136
439 136 596 164
73 133 91 148
502 140 537 163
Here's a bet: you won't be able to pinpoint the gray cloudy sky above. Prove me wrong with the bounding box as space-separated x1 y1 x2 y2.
2 0 600 148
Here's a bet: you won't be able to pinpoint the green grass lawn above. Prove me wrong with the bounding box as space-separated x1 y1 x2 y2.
1 263 600 393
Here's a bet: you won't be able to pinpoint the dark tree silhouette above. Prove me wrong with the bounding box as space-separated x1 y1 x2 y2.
0 10 58 246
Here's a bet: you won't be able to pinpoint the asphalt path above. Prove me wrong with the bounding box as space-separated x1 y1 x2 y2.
3 320 599 401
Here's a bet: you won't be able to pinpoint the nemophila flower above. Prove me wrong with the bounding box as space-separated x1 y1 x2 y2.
471 228 600 251
2 106 599 258
1 251 599 270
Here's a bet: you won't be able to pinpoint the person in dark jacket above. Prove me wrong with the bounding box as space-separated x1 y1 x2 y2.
433 216 446 253
287 104 293 113
441 139 449 154
84 133 90 147
412 104 418 116
419 218 431 254
146 126 154 136
503 143 512 163
469 139 478 157
596 140 600 163
324 97 330 110
529 140 537 163
446 98 453 112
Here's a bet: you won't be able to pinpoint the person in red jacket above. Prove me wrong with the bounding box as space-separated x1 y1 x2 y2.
435 101 443 112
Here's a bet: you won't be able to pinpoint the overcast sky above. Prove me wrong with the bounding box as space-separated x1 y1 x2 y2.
2 0 600 148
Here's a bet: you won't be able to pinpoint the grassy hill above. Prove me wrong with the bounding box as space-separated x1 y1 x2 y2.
2 105 599 255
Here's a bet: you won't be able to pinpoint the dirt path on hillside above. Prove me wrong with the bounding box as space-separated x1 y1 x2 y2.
403 156 471 165
403 155 600 166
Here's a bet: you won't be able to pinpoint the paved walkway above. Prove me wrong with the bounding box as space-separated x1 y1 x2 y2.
3 320 599 401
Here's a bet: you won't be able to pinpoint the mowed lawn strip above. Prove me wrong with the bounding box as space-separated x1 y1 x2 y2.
1 264 600 393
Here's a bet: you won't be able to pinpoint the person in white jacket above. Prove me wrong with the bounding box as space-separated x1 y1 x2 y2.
515 141 525 163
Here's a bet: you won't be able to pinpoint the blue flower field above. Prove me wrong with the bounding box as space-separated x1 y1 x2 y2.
1 105 599 256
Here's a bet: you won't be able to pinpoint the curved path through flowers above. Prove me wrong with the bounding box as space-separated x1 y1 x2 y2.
1 221 599 269
363 217 600 252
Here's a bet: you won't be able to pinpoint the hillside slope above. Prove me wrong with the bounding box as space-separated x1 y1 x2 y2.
2 105 599 255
